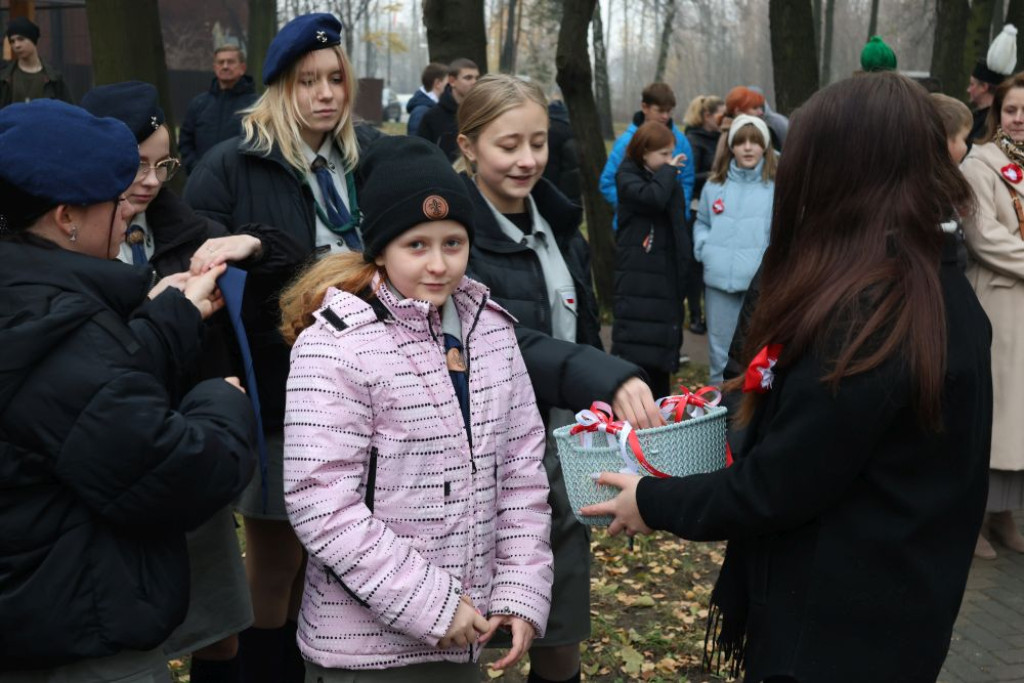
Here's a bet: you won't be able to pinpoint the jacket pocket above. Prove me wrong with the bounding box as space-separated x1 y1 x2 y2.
324 565 370 608
365 447 378 513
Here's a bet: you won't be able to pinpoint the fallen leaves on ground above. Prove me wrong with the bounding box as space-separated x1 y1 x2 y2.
478 529 730 682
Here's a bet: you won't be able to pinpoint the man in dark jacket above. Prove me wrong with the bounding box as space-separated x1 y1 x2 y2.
406 61 446 136
179 44 259 173
0 17 73 107
417 57 478 160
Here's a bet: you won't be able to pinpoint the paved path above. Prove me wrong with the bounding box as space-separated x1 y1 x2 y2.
943 533 1024 683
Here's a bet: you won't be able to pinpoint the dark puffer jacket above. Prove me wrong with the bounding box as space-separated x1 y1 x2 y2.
543 101 582 204
178 75 259 173
460 174 642 413
0 239 256 670
183 137 324 431
182 127 376 430
611 158 691 373
405 88 435 137
685 125 721 202
143 188 307 397
417 85 460 161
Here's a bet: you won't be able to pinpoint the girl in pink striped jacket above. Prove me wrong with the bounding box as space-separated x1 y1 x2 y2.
279 136 553 682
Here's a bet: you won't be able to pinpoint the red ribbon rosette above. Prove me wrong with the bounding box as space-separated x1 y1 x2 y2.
743 344 783 393
712 198 725 214
1002 163 1024 184
569 402 670 478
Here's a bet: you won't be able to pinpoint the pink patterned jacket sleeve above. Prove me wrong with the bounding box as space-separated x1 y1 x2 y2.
487 340 554 635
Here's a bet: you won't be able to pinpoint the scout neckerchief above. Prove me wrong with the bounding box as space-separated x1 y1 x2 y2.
994 128 1024 240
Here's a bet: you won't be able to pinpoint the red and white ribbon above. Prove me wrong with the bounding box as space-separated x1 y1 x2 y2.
656 385 722 422
743 344 783 393
569 402 669 478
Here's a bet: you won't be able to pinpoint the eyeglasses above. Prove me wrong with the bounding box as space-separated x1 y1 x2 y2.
136 157 181 183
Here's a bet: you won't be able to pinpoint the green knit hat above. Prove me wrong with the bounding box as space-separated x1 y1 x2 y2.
861 35 897 72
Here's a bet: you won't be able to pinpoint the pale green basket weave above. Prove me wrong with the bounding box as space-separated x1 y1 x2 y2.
552 405 727 526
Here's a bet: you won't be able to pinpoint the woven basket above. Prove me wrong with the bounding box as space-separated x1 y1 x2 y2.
553 405 728 526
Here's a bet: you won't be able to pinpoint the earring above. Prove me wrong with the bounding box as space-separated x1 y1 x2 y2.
69 225 78 243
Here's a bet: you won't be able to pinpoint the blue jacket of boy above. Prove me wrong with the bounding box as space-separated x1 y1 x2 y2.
600 111 695 225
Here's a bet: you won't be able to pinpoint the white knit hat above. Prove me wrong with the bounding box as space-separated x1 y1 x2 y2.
728 114 772 149
987 24 1018 76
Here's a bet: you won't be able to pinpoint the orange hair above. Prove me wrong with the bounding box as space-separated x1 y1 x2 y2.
724 86 765 117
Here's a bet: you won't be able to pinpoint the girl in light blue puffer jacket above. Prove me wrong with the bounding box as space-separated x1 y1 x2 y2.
694 114 777 382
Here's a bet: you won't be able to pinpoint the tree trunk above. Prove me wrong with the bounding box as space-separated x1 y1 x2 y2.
654 0 677 83
812 0 822 67
931 0 970 98
867 0 880 39
248 0 276 93
1007 0 1024 72
556 0 615 310
769 0 820 115
423 0 488 73
500 0 518 73
964 0 998 81
822 0 834 84
592 0 615 140
993 0 1006 41
86 1 175 136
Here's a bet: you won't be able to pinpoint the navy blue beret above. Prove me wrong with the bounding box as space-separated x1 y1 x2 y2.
0 99 139 207
263 13 342 85
80 81 165 143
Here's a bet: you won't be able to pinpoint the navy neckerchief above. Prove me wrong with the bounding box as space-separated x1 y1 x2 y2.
217 265 268 511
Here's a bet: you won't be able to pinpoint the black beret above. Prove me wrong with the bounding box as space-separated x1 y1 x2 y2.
0 100 138 228
6 17 39 44
80 81 165 144
357 136 475 261
263 13 342 85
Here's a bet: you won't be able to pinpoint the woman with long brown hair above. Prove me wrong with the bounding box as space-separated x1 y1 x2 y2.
583 73 992 682
961 71 1024 560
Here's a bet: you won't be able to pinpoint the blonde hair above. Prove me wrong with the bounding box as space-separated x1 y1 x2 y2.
279 252 381 345
454 74 548 174
241 46 359 173
682 95 724 128
709 122 778 184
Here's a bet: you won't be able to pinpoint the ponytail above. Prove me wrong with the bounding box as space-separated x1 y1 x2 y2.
279 252 381 345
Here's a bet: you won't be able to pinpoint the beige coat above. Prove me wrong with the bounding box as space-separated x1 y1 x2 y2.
962 142 1024 470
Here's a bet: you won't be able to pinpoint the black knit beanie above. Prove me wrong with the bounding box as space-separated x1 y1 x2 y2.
6 17 40 44
357 135 474 261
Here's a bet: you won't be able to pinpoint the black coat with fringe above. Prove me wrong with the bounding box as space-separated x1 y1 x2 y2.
635 236 992 682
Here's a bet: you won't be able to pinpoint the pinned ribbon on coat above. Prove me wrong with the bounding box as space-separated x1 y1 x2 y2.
569 402 670 478
657 385 723 422
742 343 783 394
